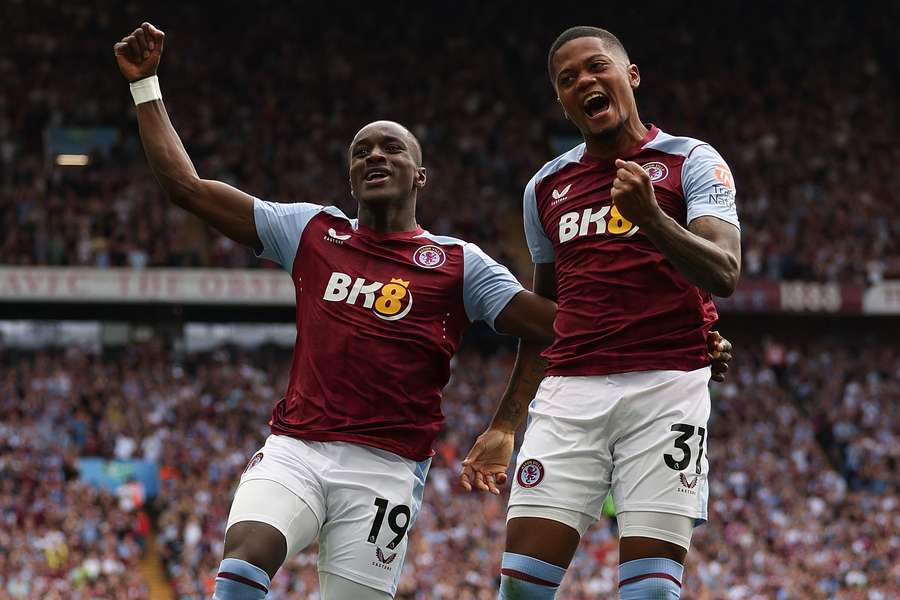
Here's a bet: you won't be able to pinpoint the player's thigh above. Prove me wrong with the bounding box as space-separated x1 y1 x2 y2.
226 435 328 561
610 367 712 524
509 376 615 520
319 571 392 600
506 376 616 565
225 479 321 562
505 513 586 568
617 511 694 563
316 442 430 598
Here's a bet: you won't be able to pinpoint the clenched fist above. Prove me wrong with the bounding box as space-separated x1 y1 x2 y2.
114 22 165 82
611 159 666 229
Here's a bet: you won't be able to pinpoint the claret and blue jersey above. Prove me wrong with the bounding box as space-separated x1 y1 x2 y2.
524 125 740 376
253 199 524 461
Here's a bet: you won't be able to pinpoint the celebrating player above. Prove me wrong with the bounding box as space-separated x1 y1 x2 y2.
461 26 741 599
115 23 732 600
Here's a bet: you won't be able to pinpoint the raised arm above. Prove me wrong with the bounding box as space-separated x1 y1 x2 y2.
114 23 261 251
642 213 740 298
612 159 741 297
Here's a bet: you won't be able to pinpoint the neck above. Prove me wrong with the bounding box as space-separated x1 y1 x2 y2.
357 196 418 233
583 117 648 161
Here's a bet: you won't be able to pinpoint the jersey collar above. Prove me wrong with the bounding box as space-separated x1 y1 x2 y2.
352 219 426 240
580 123 660 166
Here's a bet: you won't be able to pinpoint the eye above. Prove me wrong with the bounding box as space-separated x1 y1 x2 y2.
559 74 575 87
353 148 369 158
590 61 606 72
386 144 403 153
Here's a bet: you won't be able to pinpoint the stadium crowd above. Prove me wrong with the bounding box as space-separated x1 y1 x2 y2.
2 1 899 598
0 330 895 599
2 1 899 282
0 348 150 599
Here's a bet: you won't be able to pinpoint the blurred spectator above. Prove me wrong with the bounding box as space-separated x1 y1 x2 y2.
2 1 898 281
0 348 149 599
1 332 895 598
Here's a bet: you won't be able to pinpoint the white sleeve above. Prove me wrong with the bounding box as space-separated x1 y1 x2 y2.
253 198 324 270
523 175 555 263
462 244 525 331
682 144 740 229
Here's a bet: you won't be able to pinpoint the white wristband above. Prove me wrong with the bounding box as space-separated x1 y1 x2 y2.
130 75 162 105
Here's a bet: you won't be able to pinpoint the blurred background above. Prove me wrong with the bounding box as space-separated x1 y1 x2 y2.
1 1 898 598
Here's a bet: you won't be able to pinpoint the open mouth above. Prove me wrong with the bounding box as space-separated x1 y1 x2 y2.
583 92 610 118
364 169 391 183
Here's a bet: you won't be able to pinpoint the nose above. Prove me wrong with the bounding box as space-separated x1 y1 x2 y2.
575 70 598 92
366 146 388 163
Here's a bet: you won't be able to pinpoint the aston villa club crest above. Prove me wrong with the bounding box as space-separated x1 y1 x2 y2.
244 452 264 473
642 161 669 182
517 459 544 488
413 245 446 269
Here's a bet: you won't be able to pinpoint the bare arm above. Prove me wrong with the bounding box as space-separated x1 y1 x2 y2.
642 215 741 297
612 159 741 297
115 23 261 251
460 263 555 494
490 262 556 431
493 290 555 345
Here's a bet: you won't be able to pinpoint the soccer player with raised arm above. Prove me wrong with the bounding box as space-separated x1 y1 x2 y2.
115 23 732 600
461 27 741 599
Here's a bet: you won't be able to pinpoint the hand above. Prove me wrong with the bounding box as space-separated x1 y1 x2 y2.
707 330 733 383
459 428 515 495
611 159 666 229
114 22 165 83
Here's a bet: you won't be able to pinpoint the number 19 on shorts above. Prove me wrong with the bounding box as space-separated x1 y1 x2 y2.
367 497 411 550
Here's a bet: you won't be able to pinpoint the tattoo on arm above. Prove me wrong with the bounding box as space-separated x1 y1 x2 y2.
642 215 741 297
491 341 547 431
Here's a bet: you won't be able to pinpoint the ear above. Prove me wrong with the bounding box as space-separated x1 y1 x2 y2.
558 98 570 121
349 176 356 199
414 167 427 189
629 64 641 90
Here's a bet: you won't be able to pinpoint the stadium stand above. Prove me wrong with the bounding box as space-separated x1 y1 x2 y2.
1 331 895 599
1 1 898 598
2 1 899 281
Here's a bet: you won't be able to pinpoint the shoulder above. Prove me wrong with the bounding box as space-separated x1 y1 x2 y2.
414 231 468 248
644 129 724 162
255 199 349 222
413 232 498 269
529 143 586 191
305 203 351 224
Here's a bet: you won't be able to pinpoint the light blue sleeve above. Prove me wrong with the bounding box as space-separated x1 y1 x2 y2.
253 198 324 270
523 175 555 263
462 244 525 331
682 145 740 229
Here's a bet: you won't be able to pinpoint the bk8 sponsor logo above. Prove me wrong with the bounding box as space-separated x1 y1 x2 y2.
323 272 413 321
558 204 638 243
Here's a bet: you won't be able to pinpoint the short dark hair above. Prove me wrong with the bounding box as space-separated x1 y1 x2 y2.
350 121 424 167
547 26 629 82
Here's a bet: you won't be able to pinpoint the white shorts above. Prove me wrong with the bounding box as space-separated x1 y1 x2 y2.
509 367 711 529
230 434 430 596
